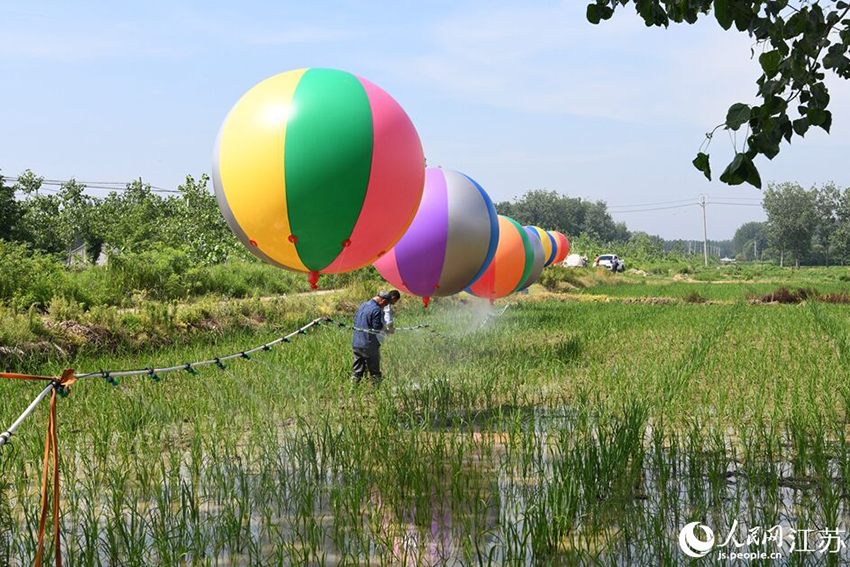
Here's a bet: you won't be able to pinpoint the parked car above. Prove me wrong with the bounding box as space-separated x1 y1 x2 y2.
595 254 625 272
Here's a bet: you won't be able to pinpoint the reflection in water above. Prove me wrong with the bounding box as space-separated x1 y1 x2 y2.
25 404 850 565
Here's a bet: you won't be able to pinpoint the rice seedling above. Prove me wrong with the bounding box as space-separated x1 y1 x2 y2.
2 272 850 564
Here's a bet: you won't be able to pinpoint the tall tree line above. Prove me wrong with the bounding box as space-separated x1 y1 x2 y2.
495 189 630 242
741 181 850 267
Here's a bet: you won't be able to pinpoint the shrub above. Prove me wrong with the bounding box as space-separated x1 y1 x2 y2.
47 296 85 321
757 287 817 304
538 268 585 291
682 291 706 304
107 246 193 300
0 240 68 309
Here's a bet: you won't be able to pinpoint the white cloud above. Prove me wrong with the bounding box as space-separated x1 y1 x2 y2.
387 1 768 128
0 8 183 62
0 5 362 62
167 6 366 47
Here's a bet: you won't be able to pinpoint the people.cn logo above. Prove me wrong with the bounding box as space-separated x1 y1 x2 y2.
679 522 716 558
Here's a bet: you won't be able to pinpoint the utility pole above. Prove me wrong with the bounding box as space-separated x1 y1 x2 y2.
700 195 708 267
753 240 757 261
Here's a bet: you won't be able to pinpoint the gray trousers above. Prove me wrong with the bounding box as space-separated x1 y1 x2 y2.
352 347 381 380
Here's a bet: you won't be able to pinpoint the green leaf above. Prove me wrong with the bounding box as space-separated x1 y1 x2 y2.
763 140 781 160
760 80 783 96
587 4 601 24
692 152 711 181
785 11 806 38
810 83 830 108
793 118 810 136
819 110 832 133
715 0 733 30
759 50 783 76
748 132 780 160
807 108 827 125
762 96 787 116
726 103 751 131
743 156 762 189
719 153 747 186
719 153 761 188
779 115 794 142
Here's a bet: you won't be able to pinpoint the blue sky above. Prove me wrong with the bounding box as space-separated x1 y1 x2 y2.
3 1 849 239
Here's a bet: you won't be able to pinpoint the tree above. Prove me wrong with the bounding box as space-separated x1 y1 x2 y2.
762 182 817 266
13 169 44 196
495 189 630 241
13 170 65 255
97 179 175 253
11 170 60 253
629 231 665 261
831 186 850 263
611 221 631 241
161 174 242 264
496 190 580 232
580 200 621 240
814 182 840 265
55 179 106 263
0 173 21 242
732 221 768 259
587 1 850 188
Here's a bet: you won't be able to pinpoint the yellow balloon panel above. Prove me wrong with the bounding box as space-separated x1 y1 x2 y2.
216 69 308 272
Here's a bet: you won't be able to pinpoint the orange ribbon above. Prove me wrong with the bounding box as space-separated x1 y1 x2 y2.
0 372 58 381
1 368 75 567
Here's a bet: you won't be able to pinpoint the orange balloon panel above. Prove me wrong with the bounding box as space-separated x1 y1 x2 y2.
468 216 533 300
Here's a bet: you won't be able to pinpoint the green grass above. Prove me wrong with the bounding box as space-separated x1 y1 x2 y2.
3 270 850 564
556 264 850 302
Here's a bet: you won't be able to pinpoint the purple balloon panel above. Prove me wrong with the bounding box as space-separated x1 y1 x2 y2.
394 168 449 296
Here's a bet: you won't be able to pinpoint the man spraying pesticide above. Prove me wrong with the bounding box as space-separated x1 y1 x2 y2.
351 290 400 385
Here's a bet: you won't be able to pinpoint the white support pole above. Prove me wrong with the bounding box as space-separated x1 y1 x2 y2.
0 382 54 448
701 195 708 267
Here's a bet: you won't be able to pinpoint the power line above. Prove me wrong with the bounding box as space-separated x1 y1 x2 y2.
705 195 763 201
3 175 179 194
607 197 699 210
607 195 763 211
609 201 764 214
609 203 699 213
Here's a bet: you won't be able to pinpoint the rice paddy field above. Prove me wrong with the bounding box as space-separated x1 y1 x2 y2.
2 268 850 565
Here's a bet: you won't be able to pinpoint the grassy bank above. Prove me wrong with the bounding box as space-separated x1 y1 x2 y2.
0 242 381 312
0 278 392 371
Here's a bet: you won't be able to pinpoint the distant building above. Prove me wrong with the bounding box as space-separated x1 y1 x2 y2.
66 236 111 266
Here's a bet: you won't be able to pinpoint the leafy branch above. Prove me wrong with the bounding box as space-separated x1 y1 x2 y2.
587 0 850 189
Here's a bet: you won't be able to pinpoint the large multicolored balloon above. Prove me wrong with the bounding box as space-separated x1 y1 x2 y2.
550 231 570 264
468 215 533 303
213 68 425 288
375 168 499 307
518 226 546 290
528 226 558 266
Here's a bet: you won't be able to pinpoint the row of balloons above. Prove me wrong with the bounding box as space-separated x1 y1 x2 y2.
213 68 569 305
